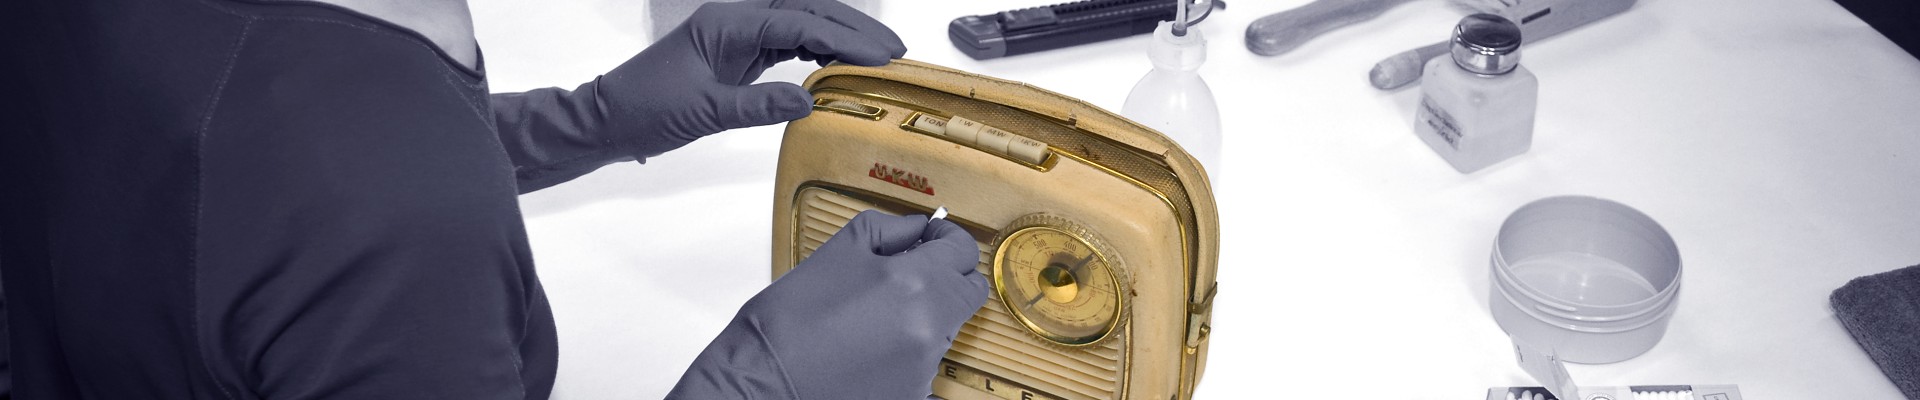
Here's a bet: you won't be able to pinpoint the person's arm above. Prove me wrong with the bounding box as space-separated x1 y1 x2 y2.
490 83 632 194
489 0 906 194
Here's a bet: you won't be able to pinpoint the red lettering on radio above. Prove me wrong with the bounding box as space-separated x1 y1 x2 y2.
869 162 935 195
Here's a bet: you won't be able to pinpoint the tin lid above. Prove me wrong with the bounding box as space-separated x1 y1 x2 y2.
1450 14 1524 75
1512 336 1581 400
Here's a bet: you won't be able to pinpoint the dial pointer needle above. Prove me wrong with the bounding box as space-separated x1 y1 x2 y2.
1068 253 1095 277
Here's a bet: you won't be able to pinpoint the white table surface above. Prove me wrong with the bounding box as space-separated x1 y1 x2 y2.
469 0 1920 398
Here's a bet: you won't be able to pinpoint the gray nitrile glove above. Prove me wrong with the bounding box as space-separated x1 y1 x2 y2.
669 211 989 399
595 0 907 159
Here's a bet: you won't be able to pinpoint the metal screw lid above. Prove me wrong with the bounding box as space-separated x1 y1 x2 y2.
1450 14 1523 75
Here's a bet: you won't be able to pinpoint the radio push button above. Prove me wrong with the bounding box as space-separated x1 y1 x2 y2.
909 114 949 136
946 116 985 144
975 125 1015 153
916 115 1050 166
1006 136 1049 165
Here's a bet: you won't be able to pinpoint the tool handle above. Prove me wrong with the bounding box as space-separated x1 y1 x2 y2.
1245 0 1415 56
1368 40 1447 90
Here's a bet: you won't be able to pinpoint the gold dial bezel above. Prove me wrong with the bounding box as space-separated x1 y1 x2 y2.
991 214 1129 347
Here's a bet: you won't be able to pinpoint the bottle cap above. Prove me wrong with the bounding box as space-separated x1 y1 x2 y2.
1450 14 1523 75
1149 20 1207 72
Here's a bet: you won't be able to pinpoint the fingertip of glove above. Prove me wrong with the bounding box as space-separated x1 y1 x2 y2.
834 37 899 67
888 41 908 59
730 82 813 126
922 219 973 244
775 0 905 60
835 52 892 67
910 222 980 275
768 83 814 121
849 211 931 255
868 34 906 60
967 273 991 304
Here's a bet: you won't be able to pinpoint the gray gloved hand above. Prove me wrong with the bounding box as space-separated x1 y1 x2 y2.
596 0 907 159
669 211 988 399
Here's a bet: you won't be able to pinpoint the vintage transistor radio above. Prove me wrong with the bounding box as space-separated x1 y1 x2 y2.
771 60 1219 400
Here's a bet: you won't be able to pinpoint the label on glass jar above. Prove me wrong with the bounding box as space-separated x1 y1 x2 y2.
1418 95 1464 149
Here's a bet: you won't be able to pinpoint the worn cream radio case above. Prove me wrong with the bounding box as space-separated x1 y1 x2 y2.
771 60 1218 400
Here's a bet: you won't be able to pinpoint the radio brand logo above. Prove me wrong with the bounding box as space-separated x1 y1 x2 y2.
869 162 934 195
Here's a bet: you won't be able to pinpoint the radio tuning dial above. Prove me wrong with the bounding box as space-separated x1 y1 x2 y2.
991 214 1130 346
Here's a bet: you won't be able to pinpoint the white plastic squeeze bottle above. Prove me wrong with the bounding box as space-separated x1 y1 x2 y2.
1123 13 1222 183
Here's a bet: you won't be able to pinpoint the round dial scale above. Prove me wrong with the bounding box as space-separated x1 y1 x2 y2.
992 214 1130 346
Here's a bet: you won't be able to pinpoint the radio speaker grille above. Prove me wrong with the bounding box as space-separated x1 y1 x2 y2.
793 188 1124 399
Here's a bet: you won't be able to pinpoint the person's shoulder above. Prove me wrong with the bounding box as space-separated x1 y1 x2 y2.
290 0 480 70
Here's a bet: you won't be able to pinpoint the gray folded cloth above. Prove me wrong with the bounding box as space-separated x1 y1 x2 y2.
1832 264 1920 399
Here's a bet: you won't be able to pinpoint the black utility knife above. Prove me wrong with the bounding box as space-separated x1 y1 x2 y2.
949 0 1225 60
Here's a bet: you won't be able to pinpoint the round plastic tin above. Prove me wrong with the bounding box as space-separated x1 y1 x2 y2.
1490 196 1682 364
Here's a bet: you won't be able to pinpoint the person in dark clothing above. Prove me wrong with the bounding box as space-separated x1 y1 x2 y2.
0 0 989 398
